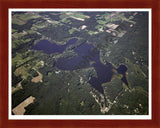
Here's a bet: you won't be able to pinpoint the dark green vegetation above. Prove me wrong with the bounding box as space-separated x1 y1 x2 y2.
11 11 149 115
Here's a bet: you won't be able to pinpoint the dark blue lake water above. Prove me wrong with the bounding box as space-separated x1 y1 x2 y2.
116 64 128 86
31 38 78 54
32 38 128 94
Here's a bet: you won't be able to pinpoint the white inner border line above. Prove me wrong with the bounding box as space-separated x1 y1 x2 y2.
9 8 152 120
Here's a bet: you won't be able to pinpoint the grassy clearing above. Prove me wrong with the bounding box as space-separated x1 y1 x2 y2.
12 52 33 67
69 28 79 34
67 12 87 19
12 29 18 33
12 16 26 25
12 13 40 25
14 66 30 79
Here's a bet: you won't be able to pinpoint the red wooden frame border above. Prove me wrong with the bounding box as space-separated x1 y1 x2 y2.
0 0 160 128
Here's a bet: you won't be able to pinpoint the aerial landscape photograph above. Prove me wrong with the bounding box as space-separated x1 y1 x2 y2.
10 9 150 116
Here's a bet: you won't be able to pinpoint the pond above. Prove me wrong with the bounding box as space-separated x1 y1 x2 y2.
116 64 128 86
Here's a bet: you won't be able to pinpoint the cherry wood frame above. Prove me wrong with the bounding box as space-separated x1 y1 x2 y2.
0 0 160 128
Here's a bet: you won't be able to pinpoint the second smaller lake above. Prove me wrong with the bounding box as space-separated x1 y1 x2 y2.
31 38 78 54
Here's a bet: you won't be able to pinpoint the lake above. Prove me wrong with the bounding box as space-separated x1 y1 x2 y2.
32 38 128 94
31 38 78 54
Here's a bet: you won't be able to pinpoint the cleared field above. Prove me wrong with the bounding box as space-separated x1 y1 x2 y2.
31 71 43 83
12 81 22 94
12 96 35 115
